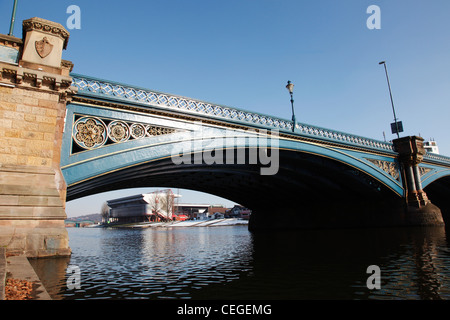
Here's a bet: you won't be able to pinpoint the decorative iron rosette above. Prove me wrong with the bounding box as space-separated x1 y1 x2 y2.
73 117 107 149
130 123 146 139
108 120 130 143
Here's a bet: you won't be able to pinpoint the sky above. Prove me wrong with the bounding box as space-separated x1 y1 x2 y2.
1 0 449 217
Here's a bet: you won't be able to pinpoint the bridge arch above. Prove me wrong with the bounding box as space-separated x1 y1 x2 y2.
61 74 450 229
62 125 406 229
424 175 450 224
63 127 403 196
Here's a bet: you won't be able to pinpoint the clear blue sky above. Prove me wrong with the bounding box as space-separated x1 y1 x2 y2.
2 0 449 216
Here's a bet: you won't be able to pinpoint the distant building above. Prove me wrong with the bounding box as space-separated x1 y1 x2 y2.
228 205 252 220
424 140 439 154
106 190 178 224
105 190 250 223
207 206 228 219
174 204 233 220
208 206 227 215
211 212 225 219
174 203 210 220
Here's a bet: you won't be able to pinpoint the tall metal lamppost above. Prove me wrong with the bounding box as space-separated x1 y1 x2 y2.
379 61 402 139
286 80 296 132
8 0 18 36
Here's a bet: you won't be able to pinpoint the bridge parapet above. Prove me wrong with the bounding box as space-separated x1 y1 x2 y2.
71 74 395 154
423 152 450 165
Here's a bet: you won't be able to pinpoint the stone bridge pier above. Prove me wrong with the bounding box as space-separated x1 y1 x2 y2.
0 18 74 257
393 136 444 226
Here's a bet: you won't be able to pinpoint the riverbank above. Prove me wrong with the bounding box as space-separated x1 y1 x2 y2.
0 247 51 300
100 218 249 229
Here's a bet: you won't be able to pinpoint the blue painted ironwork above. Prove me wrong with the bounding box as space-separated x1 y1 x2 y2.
67 74 450 178
60 103 406 197
70 114 178 152
60 79 450 205
71 73 397 154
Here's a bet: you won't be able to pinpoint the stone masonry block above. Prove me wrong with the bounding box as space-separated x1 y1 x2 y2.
0 118 12 128
4 129 22 138
0 206 34 217
16 156 28 166
1 102 15 111
23 114 37 122
0 170 55 187
0 195 19 206
0 184 60 197
22 90 58 101
17 195 61 206
0 154 17 164
35 115 57 125
38 99 58 109
31 106 48 116
15 104 33 113
43 133 54 141
12 119 39 130
21 131 43 140
23 96 39 106
26 156 50 166
2 110 24 120
45 108 59 117
0 205 65 218
38 123 56 133
4 137 27 148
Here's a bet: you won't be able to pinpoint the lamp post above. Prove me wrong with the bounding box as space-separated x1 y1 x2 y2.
379 61 401 139
8 0 18 36
286 80 296 132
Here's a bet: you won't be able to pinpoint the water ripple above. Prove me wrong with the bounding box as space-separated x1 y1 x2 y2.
29 225 450 300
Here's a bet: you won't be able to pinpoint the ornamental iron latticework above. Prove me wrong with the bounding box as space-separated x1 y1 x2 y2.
419 167 432 177
72 116 177 152
366 158 400 181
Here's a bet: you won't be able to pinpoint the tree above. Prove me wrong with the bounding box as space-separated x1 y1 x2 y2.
101 202 110 224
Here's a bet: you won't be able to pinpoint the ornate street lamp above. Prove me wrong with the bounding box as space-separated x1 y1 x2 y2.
286 80 296 132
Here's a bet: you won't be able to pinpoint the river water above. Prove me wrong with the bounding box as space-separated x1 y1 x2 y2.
29 224 450 300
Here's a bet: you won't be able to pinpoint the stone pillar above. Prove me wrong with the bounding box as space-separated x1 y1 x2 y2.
0 18 76 257
393 136 444 226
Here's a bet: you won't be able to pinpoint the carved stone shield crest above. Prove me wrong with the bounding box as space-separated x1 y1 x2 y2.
35 37 53 58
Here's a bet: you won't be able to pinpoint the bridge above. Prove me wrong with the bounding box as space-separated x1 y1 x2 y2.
62 74 450 230
1 17 450 257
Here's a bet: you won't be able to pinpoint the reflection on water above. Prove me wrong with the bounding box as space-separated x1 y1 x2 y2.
29 225 450 300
